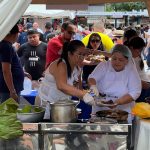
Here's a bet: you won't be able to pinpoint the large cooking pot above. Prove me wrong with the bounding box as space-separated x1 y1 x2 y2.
50 100 80 123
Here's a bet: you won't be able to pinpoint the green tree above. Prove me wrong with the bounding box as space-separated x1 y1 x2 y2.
106 2 146 12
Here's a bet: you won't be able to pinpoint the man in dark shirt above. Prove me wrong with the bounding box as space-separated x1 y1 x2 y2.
43 22 53 43
17 23 33 46
17 29 47 80
0 24 24 103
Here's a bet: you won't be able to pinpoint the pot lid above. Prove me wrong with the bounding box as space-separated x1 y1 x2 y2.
50 99 76 106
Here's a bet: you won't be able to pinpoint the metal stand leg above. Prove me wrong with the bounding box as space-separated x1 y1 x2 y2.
38 124 44 150
127 125 132 150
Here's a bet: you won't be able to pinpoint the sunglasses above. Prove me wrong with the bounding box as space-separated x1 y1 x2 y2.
90 39 100 43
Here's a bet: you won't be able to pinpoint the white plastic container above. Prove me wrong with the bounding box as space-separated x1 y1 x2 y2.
21 77 32 95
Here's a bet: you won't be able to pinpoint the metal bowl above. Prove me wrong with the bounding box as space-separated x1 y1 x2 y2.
17 105 45 123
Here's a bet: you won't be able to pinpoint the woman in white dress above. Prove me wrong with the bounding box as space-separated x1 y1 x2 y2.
38 40 95 119
88 44 141 122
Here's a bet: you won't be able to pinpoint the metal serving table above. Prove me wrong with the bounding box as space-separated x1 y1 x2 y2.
0 122 132 150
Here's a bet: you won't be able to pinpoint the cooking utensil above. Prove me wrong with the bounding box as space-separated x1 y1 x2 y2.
96 109 128 121
50 99 80 123
89 116 117 124
17 105 45 123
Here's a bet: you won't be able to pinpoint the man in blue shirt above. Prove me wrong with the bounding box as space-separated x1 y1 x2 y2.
0 24 25 103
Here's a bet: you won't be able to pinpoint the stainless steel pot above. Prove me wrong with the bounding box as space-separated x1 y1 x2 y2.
50 100 80 123
17 105 45 123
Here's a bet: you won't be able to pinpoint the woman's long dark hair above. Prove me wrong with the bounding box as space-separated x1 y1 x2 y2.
87 33 104 51
128 36 146 70
57 40 84 78
123 29 138 46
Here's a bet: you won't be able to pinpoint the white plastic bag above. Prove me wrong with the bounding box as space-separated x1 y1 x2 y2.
21 77 32 95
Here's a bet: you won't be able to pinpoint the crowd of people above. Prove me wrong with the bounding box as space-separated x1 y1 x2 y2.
1 19 150 122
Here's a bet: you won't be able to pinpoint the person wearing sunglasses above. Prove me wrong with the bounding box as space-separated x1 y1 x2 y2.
46 21 76 68
88 33 104 51
38 40 96 119
82 33 106 89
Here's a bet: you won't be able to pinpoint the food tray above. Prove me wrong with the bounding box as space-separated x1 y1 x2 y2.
96 109 128 121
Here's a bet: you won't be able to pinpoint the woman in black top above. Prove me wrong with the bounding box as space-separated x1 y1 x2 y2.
82 33 104 89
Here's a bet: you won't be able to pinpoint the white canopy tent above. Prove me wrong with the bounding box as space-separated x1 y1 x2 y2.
51 10 75 19
0 0 31 41
23 11 53 18
0 0 150 41
23 10 75 19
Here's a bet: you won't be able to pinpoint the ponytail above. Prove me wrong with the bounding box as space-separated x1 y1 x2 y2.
57 42 72 78
128 37 145 70
139 59 144 70
57 40 85 78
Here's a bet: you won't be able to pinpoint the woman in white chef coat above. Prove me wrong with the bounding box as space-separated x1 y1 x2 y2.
38 40 95 119
88 44 142 122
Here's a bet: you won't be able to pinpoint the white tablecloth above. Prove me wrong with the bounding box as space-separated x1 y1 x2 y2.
134 119 150 150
